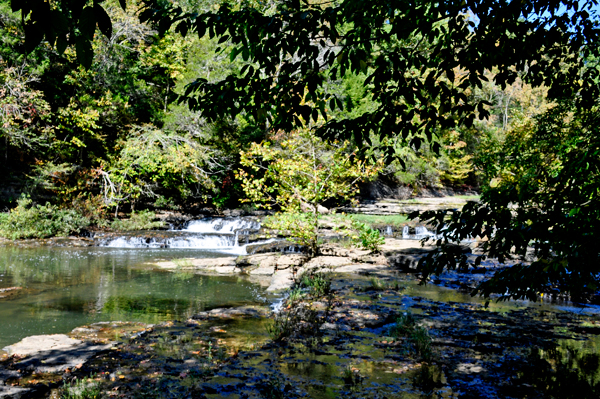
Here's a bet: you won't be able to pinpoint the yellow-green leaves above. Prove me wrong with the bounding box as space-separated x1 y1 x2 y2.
237 129 383 255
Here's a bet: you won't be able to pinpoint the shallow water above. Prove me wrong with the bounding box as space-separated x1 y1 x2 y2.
0 246 271 350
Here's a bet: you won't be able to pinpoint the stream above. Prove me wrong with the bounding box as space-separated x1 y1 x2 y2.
1 217 599 397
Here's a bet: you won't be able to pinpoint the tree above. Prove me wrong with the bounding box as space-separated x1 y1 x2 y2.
16 1 600 151
417 99 600 301
134 0 599 154
237 129 382 255
100 126 219 214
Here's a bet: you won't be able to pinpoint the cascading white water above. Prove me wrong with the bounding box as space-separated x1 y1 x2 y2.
99 217 262 253
402 225 438 240
183 218 260 234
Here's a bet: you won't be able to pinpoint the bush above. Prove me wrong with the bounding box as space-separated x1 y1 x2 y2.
350 219 385 251
110 210 165 231
0 196 90 239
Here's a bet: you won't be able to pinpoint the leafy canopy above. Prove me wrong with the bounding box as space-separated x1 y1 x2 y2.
135 0 600 156
17 1 599 153
238 129 382 254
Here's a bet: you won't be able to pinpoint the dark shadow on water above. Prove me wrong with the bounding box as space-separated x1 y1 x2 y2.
517 338 600 398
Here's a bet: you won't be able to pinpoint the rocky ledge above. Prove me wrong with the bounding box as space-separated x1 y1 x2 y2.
148 238 451 292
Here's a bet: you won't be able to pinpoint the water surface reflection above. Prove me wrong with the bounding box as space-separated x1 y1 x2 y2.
0 247 270 349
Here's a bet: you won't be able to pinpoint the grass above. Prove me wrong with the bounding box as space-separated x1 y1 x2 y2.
329 213 409 229
389 312 433 362
61 375 101 399
172 258 193 268
368 277 400 291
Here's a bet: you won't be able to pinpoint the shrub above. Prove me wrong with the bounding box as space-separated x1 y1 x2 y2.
350 219 385 251
110 210 165 231
332 214 386 252
0 196 90 239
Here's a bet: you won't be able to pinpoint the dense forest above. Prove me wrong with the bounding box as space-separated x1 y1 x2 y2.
1 0 555 219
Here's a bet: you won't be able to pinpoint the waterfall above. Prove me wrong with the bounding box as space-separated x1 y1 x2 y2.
98 217 262 253
402 225 438 240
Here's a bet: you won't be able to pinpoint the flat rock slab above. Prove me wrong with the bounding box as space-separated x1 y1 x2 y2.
267 269 295 291
3 334 113 374
0 385 33 398
3 334 81 357
193 305 271 320
152 257 237 270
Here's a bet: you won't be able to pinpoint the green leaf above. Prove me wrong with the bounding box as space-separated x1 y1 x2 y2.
50 9 69 32
94 4 112 38
76 38 93 69
79 7 96 40
56 34 68 54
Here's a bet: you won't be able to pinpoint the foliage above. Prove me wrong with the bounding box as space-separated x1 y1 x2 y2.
1 1 237 215
111 210 165 231
0 195 89 239
415 100 600 301
101 127 218 213
239 129 382 255
138 0 599 156
13 0 123 68
350 219 385 252
262 212 315 253
299 270 332 297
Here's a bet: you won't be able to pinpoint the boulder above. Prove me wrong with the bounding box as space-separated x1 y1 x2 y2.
275 255 306 270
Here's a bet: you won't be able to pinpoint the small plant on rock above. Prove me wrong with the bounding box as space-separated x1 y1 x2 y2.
350 219 385 252
342 365 363 387
389 312 433 362
267 271 333 343
61 375 101 399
